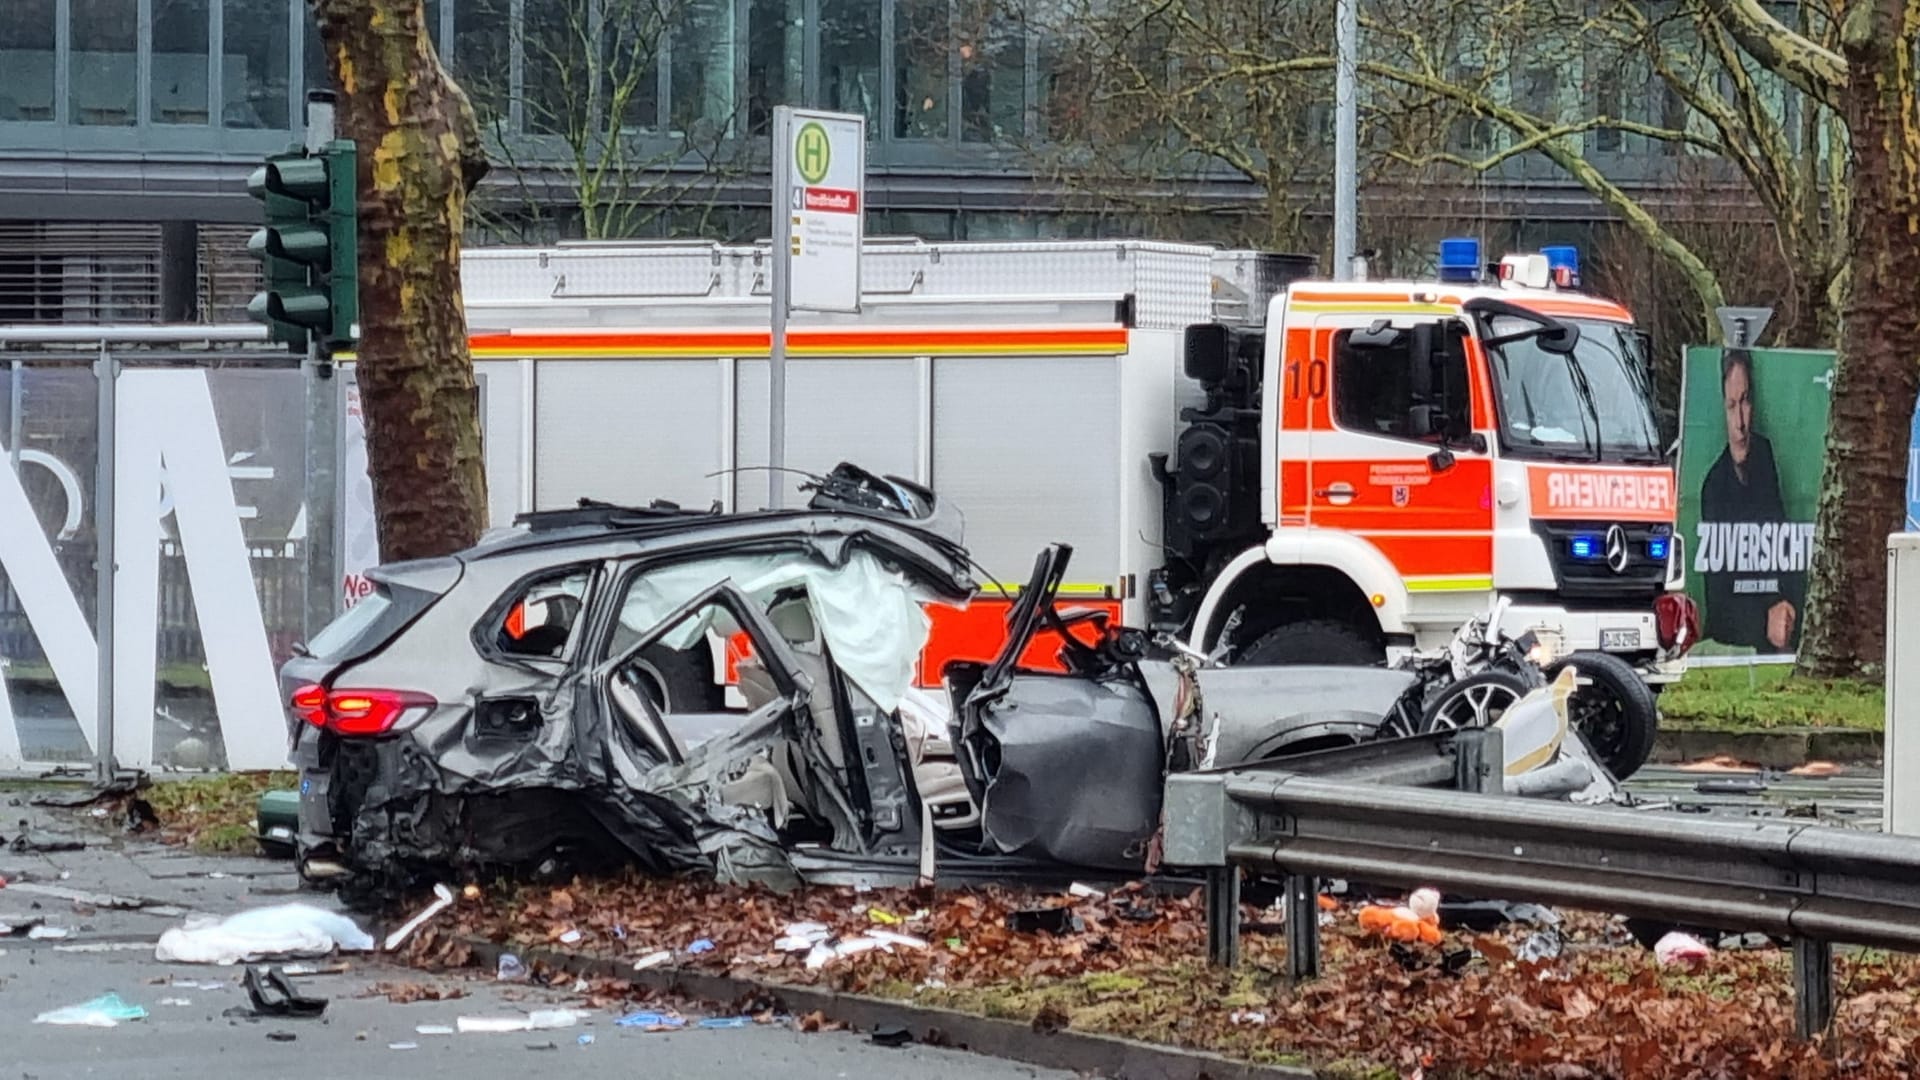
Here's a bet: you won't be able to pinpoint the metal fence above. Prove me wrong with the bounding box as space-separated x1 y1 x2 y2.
0 326 338 774
1162 730 1920 1040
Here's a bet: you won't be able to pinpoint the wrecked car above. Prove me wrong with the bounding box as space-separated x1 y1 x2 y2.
283 463 1561 900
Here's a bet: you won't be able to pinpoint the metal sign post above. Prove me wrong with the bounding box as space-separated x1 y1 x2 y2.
768 105 866 509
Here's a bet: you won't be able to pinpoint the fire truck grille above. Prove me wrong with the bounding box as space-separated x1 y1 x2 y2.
1531 520 1672 600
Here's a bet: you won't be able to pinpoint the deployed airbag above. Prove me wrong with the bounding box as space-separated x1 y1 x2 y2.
616 549 952 712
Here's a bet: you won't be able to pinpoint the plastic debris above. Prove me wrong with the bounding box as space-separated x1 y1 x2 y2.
154 903 374 965
776 922 831 952
1357 892 1443 946
157 998 192 1007
1655 931 1712 968
616 1011 688 1030
1005 906 1083 935
1068 883 1105 899
633 949 673 970
1230 1010 1268 1026
557 928 583 945
389 1042 419 1051
866 908 903 926
456 1010 587 1033
578 1034 595 1046
699 1016 752 1029
415 1025 455 1036
868 929 929 950
686 938 714 954
870 1024 913 1047
34 993 149 1027
1518 931 1563 963
241 965 328 1018
26 925 73 940
267 1031 297 1043
384 883 455 952
496 953 529 982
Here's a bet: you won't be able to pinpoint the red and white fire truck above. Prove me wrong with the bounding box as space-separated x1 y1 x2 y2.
447 236 1696 719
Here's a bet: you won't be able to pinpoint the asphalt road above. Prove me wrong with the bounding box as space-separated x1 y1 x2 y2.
0 797 1070 1080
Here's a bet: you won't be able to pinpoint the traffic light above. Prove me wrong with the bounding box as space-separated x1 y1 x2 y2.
246 141 358 353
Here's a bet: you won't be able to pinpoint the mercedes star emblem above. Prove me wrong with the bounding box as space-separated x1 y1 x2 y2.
1604 524 1630 574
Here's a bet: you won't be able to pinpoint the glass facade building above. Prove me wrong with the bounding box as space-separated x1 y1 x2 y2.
0 0 1761 322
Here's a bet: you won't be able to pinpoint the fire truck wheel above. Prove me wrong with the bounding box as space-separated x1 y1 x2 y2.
628 643 726 714
1544 650 1659 780
1237 619 1385 667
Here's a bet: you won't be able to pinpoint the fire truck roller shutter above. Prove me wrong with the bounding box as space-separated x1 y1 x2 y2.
733 358 922 511
475 359 525 529
534 359 725 510
931 356 1122 589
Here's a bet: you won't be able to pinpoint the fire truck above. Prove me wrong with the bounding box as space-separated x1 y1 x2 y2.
445 236 1696 766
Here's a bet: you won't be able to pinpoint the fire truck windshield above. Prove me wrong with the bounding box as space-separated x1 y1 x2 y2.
1483 315 1663 464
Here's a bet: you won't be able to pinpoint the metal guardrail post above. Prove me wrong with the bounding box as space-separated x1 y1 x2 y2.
1793 938 1834 1038
1284 874 1320 981
1205 867 1241 969
1453 727 1503 793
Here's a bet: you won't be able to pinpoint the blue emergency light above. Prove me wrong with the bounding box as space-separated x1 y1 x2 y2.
1647 536 1670 561
1569 534 1601 560
1438 237 1482 283
1541 245 1581 288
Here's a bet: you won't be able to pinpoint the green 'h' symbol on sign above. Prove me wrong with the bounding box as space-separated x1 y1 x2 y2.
795 122 831 184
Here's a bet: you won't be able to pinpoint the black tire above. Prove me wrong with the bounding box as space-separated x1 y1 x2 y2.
1237 619 1385 667
628 643 725 713
1544 650 1659 780
1418 670 1533 732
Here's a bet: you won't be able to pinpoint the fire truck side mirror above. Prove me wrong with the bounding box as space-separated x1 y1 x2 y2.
1183 323 1231 385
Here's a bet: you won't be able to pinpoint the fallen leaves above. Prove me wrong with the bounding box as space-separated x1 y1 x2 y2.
360 981 467 1004
396 872 1920 1079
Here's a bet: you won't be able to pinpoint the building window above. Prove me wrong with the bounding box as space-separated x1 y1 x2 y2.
153 0 212 125
454 0 512 127
820 0 879 126
893 0 949 140
524 0 591 137
0 0 57 122
602 0 664 132
71 0 139 126
671 0 739 136
224 0 290 128
748 0 803 136
1592 61 1623 153
958 4 1024 143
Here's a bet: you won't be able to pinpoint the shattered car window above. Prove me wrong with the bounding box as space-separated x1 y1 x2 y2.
609 549 955 713
496 569 591 660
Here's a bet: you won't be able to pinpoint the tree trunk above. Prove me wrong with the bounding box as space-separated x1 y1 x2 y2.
311 0 491 563
1793 0 1920 678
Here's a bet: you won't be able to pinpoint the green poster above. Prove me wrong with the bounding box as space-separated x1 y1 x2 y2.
1677 345 1833 656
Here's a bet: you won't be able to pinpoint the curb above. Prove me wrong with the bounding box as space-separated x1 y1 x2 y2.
453 936 1315 1080
1653 727 1883 768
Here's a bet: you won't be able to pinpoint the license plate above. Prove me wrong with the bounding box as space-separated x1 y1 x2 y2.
1600 628 1641 649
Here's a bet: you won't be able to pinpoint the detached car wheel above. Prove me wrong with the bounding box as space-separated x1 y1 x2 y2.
1545 650 1659 780
628 643 724 713
1238 619 1385 667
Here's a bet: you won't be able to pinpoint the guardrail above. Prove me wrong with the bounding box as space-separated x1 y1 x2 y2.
1162 734 1920 1039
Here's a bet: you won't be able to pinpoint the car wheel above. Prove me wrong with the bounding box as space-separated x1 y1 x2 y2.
1544 650 1659 780
1237 619 1385 667
627 643 724 713
1419 670 1532 731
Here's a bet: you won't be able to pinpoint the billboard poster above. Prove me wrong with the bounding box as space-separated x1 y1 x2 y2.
1677 346 1833 658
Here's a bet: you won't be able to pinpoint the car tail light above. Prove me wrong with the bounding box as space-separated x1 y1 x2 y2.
288 685 436 736
291 684 327 728
1655 593 1701 657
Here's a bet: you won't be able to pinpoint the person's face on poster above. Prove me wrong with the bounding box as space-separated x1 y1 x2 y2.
1723 361 1753 471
